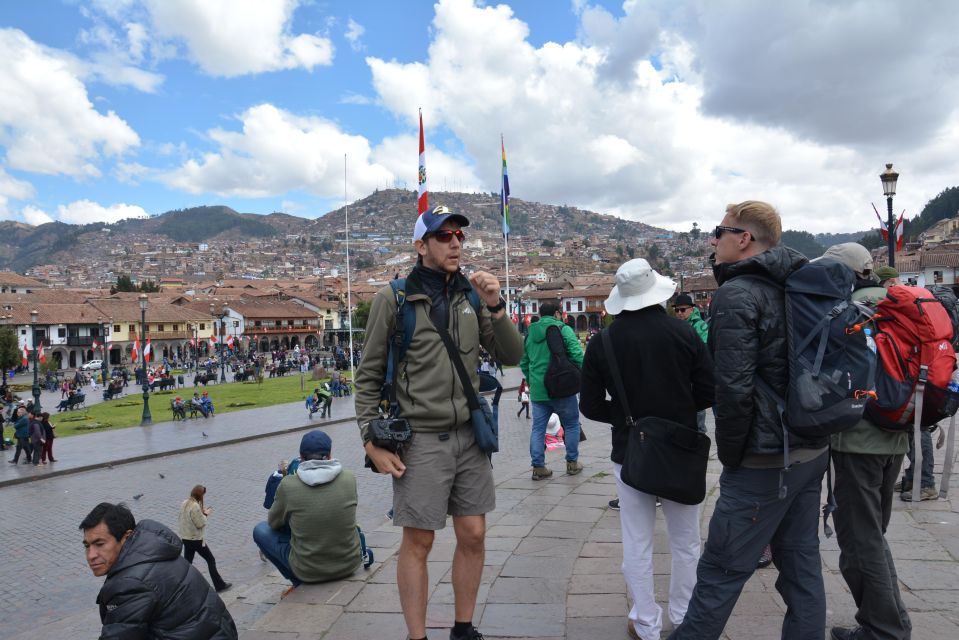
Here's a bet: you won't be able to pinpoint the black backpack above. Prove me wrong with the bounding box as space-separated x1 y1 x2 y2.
544 325 581 398
928 285 959 349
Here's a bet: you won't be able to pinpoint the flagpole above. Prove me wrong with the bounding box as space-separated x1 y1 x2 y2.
344 154 355 384
501 134 512 320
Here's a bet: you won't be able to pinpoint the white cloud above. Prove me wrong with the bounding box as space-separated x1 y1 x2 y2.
345 18 365 52
0 168 35 216
0 28 140 177
340 92 374 106
55 199 148 224
77 21 164 91
21 205 54 226
146 0 334 77
162 103 393 198
365 0 959 233
114 162 149 184
372 135 483 193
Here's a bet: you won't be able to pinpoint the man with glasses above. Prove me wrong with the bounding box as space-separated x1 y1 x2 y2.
670 201 828 640
355 205 524 640
672 294 709 435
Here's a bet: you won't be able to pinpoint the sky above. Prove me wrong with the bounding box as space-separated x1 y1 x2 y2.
1 0 958 234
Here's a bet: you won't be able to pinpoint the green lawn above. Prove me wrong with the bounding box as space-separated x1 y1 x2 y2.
51 373 350 438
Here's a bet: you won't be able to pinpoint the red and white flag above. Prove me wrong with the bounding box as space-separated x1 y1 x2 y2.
91 339 101 350
872 202 889 241
21 344 29 366
143 339 152 363
38 343 46 364
189 337 196 347
417 108 428 216
226 335 235 348
132 338 140 362
209 335 217 348
895 210 905 251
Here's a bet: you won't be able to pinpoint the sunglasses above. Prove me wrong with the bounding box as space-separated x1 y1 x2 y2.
429 229 465 243
713 225 749 239
674 306 693 313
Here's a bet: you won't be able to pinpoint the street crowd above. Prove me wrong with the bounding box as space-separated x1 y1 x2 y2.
76 202 943 640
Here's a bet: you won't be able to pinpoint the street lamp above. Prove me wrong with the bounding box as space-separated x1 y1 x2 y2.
98 316 110 390
30 309 41 413
880 163 900 269
139 294 152 426
211 303 228 382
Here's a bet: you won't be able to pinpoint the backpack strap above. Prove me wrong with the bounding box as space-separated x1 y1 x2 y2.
383 280 412 416
545 324 568 359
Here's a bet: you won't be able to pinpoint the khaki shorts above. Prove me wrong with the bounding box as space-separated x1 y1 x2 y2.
392 423 496 530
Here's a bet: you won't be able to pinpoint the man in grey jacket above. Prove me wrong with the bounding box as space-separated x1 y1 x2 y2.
354 205 524 640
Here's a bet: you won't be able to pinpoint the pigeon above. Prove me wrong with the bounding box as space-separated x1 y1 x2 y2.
202 432 208 437
158 473 165 479
133 493 144 500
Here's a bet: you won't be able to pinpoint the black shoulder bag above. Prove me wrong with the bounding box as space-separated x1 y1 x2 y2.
544 324 581 398
436 325 499 455
601 329 710 505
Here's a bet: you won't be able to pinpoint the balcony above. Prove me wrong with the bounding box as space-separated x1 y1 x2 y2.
66 336 95 346
147 331 190 340
245 324 320 334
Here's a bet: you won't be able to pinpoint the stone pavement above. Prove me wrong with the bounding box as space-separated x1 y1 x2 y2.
210 420 959 640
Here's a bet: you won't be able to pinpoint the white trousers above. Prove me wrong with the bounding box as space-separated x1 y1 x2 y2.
614 463 701 640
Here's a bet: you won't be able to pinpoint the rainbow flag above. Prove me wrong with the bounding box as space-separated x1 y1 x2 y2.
501 135 510 237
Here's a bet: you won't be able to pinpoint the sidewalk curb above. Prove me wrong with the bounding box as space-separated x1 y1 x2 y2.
0 384 519 488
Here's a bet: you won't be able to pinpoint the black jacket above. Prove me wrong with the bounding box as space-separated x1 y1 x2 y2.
709 245 825 467
97 519 237 640
579 306 714 464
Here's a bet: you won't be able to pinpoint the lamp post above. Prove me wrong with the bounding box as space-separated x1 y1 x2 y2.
139 294 152 426
880 163 900 269
1 314 9 386
98 316 110 389
30 309 41 413
211 303 227 383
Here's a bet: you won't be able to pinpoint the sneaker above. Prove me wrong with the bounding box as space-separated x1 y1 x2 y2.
757 544 773 568
608 499 620 511
450 624 485 640
830 626 864 640
215 582 232 593
532 466 553 481
566 460 584 475
280 585 296 599
900 486 938 501
894 480 903 492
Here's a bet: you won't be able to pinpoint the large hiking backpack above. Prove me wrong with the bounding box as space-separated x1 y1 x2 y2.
928 285 959 349
771 259 876 438
865 285 958 431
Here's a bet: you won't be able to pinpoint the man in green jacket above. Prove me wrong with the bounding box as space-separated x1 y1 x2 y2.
253 430 361 592
672 294 708 343
822 243 911 640
354 205 524 640
520 299 585 480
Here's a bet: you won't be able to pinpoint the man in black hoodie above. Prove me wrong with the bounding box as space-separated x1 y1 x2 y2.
81 502 237 639
670 201 828 640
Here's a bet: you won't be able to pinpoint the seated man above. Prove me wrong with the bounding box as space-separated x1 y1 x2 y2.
253 430 361 593
57 390 75 412
171 396 186 420
200 391 216 417
80 502 237 639
191 393 209 418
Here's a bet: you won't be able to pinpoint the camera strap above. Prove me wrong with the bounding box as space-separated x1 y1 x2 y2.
436 325 482 413
600 327 636 427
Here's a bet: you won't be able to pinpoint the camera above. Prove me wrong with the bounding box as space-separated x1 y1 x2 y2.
364 418 412 472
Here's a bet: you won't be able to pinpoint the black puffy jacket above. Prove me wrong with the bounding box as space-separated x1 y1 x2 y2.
708 245 826 467
97 519 237 640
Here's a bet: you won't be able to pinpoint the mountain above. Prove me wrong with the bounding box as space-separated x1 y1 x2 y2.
307 188 662 242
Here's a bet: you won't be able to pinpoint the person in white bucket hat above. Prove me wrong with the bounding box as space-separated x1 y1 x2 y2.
580 258 714 640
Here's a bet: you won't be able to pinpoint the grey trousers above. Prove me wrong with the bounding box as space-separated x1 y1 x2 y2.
669 451 828 640
832 451 911 640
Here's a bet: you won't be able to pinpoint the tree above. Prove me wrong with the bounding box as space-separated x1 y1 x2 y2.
690 222 701 241
781 230 825 259
541 239 556 248
0 327 18 384
111 274 137 293
352 300 372 329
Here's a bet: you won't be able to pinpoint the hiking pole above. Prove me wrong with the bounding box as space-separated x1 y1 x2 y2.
911 366 927 506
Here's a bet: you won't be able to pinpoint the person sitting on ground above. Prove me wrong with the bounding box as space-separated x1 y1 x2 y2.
263 459 289 510
252 430 361 594
81 502 237 639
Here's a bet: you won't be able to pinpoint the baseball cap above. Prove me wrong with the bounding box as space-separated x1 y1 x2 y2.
874 266 899 282
412 205 470 242
300 429 332 458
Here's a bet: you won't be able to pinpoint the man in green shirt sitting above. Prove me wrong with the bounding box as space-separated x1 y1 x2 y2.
253 430 361 595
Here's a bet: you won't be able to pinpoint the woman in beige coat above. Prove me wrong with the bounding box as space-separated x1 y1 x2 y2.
178 484 231 592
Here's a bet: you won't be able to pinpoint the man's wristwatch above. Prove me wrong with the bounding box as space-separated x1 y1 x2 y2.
487 298 506 313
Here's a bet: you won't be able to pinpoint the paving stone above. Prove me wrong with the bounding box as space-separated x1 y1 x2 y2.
896 560 959 590
429 581 490 605
513 536 583 557
480 603 566 637
486 577 567 604
568 573 625 595
239 631 301 639
574 556 625 575
580 542 622 558
485 536 523 552
252 603 340 634
567 593 627 617
345 582 402 612
501 555 576 579
566 615 632 640
570 481 616 496
487 523 536 537
322 612 406 639
519 493 566 505
530 520 595 539
544 505 605 523
281 580 363 606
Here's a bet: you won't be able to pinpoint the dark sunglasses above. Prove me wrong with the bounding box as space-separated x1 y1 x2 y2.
713 225 748 239
674 306 693 313
429 229 465 243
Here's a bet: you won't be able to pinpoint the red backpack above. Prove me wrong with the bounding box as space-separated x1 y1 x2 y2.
865 285 958 430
